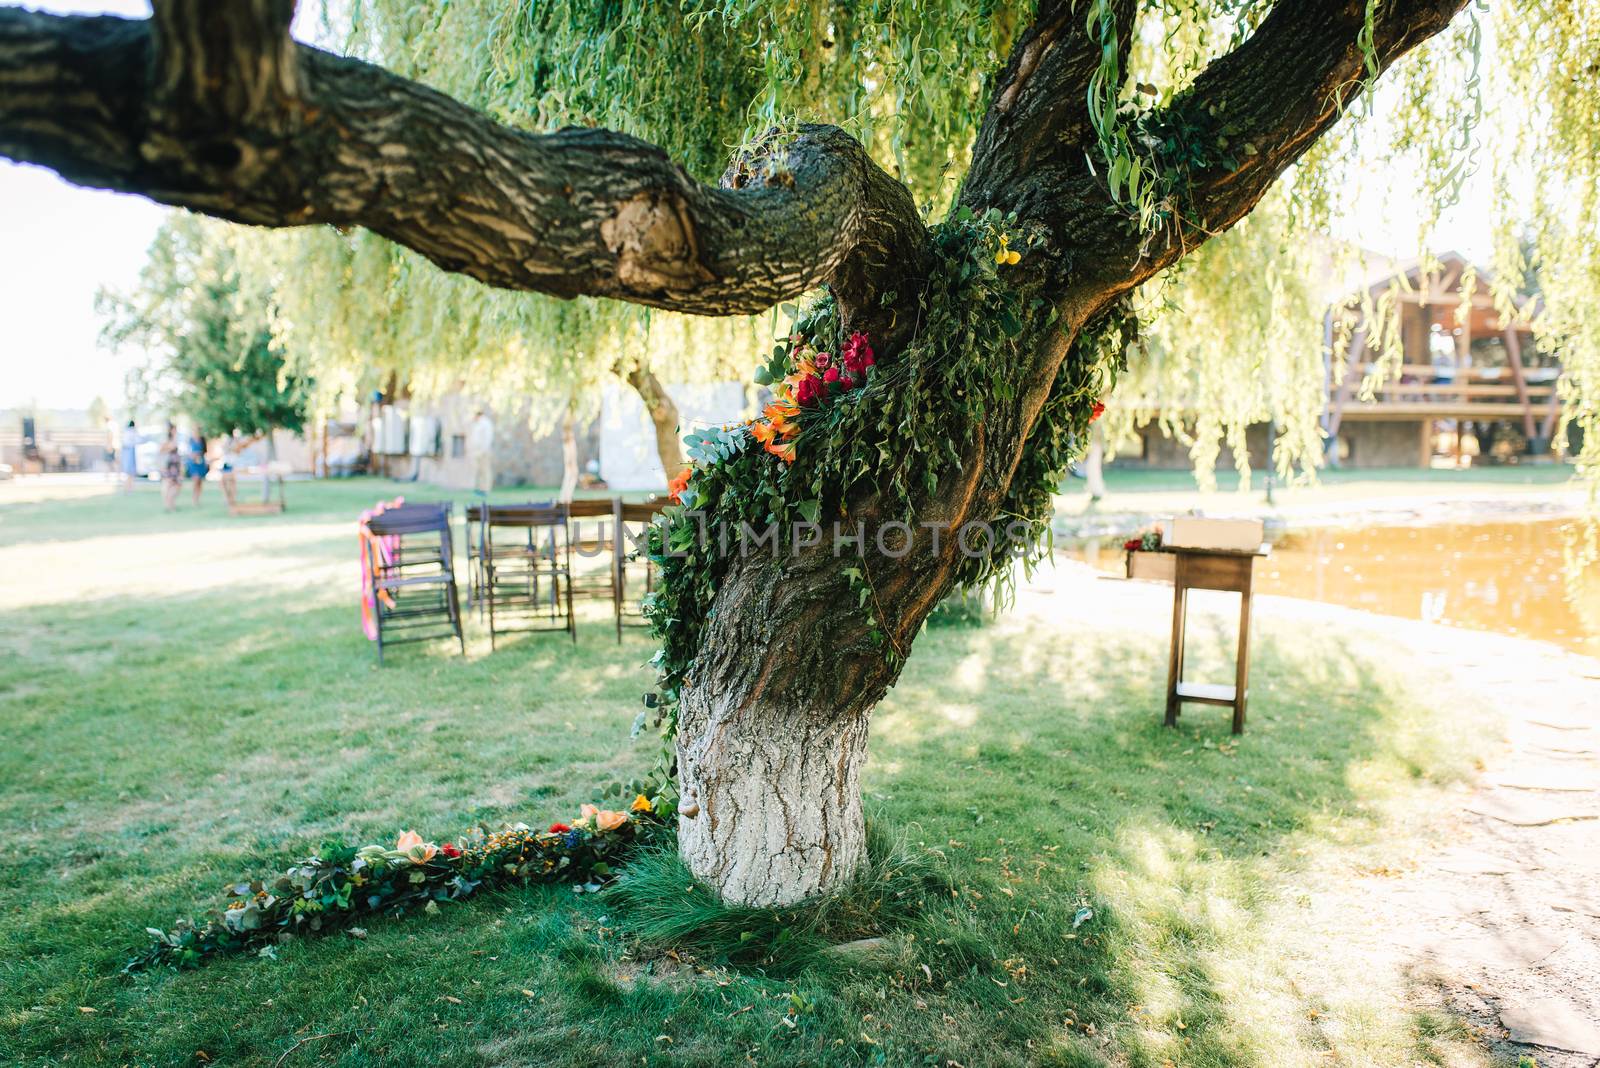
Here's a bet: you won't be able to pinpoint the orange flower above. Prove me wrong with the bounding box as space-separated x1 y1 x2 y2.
763 400 799 437
630 794 654 813
667 465 692 502
395 830 437 864
750 420 778 445
595 810 628 832
764 439 796 464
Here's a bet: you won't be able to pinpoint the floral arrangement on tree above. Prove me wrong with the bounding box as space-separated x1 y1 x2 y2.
129 796 664 970
642 209 1126 758
747 328 877 463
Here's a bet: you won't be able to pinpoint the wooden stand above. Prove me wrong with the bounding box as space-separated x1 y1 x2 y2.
1164 546 1266 735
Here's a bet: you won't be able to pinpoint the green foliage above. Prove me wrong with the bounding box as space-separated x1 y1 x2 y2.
1103 191 1326 489
131 811 666 971
1495 0 1600 559
100 216 311 437
641 210 1117 743
606 825 951 974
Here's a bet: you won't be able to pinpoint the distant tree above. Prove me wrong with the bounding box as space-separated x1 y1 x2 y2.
99 216 309 440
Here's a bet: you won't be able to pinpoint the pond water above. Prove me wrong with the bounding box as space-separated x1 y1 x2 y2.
1069 518 1600 656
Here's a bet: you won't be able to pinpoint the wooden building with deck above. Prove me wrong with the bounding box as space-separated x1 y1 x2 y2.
1123 252 1571 471
1322 252 1564 468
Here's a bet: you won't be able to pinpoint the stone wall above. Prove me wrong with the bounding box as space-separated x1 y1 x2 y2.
408 394 599 490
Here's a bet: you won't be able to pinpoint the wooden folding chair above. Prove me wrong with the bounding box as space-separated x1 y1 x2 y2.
613 498 670 641
483 504 573 645
363 502 464 664
466 499 558 621
565 497 618 631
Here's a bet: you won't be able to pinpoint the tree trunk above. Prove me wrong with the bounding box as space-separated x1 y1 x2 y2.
1085 423 1106 501
677 692 870 906
559 407 578 503
622 363 684 480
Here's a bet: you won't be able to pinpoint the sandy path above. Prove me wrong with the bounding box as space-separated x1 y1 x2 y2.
1021 561 1600 1064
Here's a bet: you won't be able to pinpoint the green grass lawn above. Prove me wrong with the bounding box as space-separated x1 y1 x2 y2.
0 478 1506 1067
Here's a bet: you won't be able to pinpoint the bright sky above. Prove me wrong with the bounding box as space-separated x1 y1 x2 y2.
0 0 156 412
0 1 1494 413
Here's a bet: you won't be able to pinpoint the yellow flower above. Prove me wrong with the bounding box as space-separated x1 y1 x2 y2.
395 830 437 864
595 810 628 832
630 794 653 813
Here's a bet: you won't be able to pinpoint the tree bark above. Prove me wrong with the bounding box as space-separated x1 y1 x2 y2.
0 0 1472 908
678 692 870 905
559 407 578 504
620 362 684 480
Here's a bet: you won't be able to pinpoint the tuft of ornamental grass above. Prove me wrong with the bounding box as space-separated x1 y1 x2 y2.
606 822 951 974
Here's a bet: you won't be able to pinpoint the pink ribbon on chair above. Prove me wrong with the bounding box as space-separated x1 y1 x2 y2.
358 496 406 640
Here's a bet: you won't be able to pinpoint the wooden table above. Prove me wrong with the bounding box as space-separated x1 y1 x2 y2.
1164 544 1268 735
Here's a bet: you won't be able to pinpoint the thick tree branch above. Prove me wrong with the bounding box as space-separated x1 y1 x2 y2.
966 0 1468 303
1141 0 1471 280
962 0 1137 208
150 0 299 123
0 7 930 321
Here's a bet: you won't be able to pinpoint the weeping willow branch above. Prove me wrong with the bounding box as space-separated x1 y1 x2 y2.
961 0 1471 300
0 6 931 321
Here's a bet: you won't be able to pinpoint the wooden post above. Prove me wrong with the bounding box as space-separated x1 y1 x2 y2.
1503 327 1537 441
1163 546 1265 735
1165 572 1188 727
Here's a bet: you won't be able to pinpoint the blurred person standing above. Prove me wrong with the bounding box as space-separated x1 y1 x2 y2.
159 423 181 511
185 428 209 506
468 407 495 494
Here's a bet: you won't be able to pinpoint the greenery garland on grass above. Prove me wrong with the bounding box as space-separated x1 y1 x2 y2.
129 798 667 971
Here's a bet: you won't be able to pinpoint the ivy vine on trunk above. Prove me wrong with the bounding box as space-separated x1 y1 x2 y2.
0 0 1472 906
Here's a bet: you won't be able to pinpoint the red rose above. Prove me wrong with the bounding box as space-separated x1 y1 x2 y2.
793 375 826 407
1090 401 1106 422
841 331 875 376
1123 538 1142 551
548 822 571 834
440 842 461 859
823 367 841 386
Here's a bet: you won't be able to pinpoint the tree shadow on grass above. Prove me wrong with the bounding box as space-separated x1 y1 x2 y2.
852 611 1492 1066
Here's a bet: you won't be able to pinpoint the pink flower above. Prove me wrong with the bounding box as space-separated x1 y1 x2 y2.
814 351 833 369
